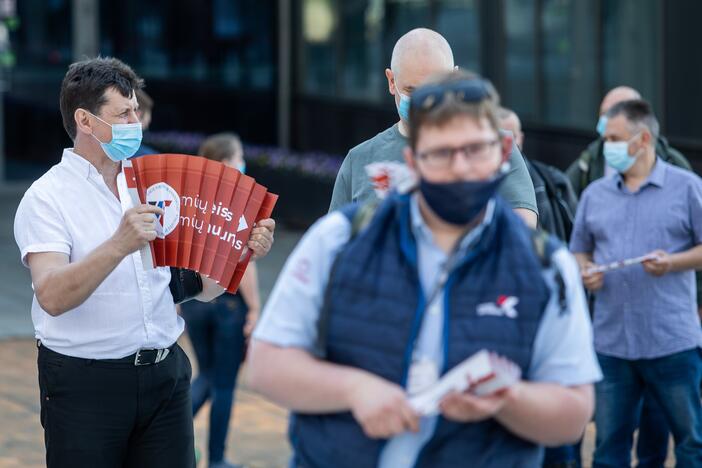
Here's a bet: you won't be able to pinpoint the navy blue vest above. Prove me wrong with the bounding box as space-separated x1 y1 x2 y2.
292 194 554 468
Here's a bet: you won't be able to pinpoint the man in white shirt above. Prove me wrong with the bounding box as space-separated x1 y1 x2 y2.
14 57 274 468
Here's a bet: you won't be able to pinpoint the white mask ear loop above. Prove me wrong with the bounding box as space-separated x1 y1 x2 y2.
85 111 113 144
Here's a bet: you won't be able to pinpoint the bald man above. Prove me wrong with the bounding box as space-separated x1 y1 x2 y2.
498 108 524 149
329 28 539 228
566 86 691 197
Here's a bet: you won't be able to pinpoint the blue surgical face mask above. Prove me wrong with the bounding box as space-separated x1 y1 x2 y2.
238 160 246 174
89 112 143 162
603 137 639 173
397 92 411 122
419 170 507 226
596 115 608 137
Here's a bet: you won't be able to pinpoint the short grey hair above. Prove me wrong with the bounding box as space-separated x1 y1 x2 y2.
606 99 660 141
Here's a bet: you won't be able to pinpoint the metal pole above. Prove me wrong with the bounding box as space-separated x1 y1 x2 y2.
277 0 291 150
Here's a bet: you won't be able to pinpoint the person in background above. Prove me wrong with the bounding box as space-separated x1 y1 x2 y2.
567 87 694 468
570 99 702 467
180 133 261 468
498 108 577 243
134 88 158 156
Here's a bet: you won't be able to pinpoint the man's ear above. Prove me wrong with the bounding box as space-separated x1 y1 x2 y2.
74 108 94 136
641 129 653 146
385 68 396 96
500 133 514 164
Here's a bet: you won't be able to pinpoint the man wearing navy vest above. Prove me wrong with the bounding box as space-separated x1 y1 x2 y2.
249 72 601 468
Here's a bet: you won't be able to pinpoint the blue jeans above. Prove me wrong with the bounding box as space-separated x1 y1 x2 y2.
543 441 581 467
593 349 702 468
636 391 670 468
181 294 247 464
541 400 667 468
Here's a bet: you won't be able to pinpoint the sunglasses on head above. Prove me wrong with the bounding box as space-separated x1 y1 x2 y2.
410 79 492 113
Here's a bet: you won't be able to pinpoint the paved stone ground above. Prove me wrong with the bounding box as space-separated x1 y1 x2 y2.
0 184 35 340
0 337 291 468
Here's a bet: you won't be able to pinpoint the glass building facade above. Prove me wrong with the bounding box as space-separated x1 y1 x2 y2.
5 0 702 178
292 0 699 169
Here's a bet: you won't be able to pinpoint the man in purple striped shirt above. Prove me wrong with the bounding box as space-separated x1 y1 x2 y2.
570 99 702 467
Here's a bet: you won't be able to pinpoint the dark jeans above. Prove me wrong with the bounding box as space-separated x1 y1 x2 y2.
182 294 247 463
635 391 670 468
593 349 702 468
38 343 195 468
542 393 669 468
543 441 581 468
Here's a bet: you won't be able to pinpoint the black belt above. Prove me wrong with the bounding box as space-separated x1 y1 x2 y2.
37 340 176 367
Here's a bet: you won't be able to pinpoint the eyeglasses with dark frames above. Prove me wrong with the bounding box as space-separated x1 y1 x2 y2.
417 139 501 169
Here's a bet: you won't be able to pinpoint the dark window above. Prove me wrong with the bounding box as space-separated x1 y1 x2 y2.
8 0 72 99
541 0 597 128
298 0 480 103
504 0 663 131
602 0 662 115
299 0 338 96
434 0 480 73
339 0 384 101
100 0 275 90
504 0 537 120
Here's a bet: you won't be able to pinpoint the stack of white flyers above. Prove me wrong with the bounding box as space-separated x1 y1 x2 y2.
585 253 660 275
409 350 521 417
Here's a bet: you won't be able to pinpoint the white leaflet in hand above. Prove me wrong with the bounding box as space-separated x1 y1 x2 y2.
408 350 521 416
407 358 440 396
119 159 155 269
585 253 660 275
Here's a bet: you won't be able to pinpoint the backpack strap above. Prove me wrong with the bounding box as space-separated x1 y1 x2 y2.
339 199 381 239
530 229 567 314
576 148 593 194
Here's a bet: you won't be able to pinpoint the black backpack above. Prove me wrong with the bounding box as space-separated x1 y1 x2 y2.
527 159 578 242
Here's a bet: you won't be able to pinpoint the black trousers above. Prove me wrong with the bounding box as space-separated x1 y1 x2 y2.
37 343 195 468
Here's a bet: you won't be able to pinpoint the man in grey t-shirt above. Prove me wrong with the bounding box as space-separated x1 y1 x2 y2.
329 28 538 228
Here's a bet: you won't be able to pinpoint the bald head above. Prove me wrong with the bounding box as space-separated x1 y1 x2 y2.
385 29 455 129
391 28 454 74
600 86 641 116
389 28 454 85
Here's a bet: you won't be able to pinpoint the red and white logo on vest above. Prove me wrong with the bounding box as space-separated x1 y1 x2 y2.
476 295 519 319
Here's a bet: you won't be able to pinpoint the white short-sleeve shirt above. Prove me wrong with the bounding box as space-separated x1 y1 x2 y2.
14 149 183 359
